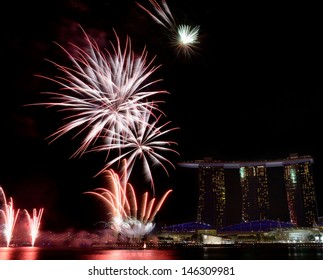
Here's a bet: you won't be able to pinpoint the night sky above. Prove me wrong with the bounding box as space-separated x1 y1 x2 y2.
1 0 323 231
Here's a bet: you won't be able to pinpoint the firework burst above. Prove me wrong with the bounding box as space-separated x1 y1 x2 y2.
33 26 178 186
84 159 172 238
136 0 201 59
35 27 165 158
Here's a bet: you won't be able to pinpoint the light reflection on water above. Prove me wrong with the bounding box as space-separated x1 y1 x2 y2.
86 249 179 260
0 247 184 260
0 246 323 260
0 247 41 260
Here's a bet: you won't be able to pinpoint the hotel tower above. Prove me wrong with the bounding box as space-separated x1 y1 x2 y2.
178 153 318 229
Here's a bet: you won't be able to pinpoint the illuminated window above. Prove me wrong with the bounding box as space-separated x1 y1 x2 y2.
290 167 297 184
240 167 245 178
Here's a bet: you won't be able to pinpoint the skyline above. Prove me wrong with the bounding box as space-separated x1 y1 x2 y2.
1 0 323 231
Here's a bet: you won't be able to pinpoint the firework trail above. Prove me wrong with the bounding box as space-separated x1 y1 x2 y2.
33 26 178 187
24 208 44 247
0 187 20 247
136 0 200 58
84 159 172 238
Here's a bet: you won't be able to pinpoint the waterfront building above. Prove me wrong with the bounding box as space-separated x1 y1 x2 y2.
178 153 318 229
240 165 269 222
196 166 226 229
284 154 318 226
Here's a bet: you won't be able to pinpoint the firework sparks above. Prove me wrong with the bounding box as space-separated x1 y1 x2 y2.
32 26 178 186
84 159 172 238
34 26 167 158
24 208 44 247
92 108 179 191
136 0 200 58
0 187 20 247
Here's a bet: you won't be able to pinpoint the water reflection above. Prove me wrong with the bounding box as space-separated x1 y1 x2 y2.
86 249 178 260
0 248 13 260
1 246 323 260
0 247 40 260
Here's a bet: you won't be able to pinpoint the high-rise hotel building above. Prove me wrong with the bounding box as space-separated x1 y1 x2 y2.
240 165 270 222
178 154 318 229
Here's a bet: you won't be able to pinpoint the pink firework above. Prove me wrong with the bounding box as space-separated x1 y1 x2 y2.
33 26 178 186
24 208 44 247
136 0 200 58
84 159 172 237
0 187 20 247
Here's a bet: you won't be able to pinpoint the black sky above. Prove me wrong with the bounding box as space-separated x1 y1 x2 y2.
1 0 323 231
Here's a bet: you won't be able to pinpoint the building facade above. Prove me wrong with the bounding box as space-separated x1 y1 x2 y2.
240 165 270 222
178 154 318 229
284 156 317 227
196 166 226 229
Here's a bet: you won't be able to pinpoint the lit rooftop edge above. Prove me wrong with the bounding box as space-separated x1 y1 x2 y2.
177 155 314 169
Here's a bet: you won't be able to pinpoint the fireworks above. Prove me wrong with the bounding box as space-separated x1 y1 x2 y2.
24 208 44 247
34 26 178 187
84 159 172 238
93 108 179 191
0 187 20 247
136 0 200 58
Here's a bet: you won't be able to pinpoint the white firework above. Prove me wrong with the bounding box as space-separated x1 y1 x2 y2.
136 0 200 58
35 27 167 158
93 108 179 192
32 26 178 185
